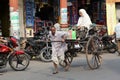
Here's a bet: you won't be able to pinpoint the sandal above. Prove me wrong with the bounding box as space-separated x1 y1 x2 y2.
52 71 58 74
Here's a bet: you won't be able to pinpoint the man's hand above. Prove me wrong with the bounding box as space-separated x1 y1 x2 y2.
77 26 81 29
61 38 65 43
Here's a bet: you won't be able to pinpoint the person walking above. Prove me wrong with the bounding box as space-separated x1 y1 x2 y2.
0 36 7 44
115 19 120 56
49 27 68 74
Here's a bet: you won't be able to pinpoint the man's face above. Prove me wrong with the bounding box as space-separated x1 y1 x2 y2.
51 27 56 35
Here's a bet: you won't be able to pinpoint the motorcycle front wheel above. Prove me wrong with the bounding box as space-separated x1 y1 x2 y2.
39 47 52 62
9 53 30 71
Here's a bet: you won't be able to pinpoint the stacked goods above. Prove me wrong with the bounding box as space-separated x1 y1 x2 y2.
67 30 76 40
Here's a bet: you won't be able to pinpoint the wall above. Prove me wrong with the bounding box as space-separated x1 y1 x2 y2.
106 0 117 35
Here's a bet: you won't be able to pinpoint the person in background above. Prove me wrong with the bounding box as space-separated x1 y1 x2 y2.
34 27 44 37
54 19 61 31
49 27 68 74
76 9 92 30
115 19 120 56
0 36 7 44
54 23 60 31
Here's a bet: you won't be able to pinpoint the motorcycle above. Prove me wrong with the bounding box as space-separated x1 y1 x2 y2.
24 26 52 62
24 36 52 62
96 26 118 53
0 36 30 71
100 34 118 53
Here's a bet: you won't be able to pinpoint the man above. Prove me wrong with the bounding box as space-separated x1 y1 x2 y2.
0 36 7 44
34 27 44 36
54 23 60 31
115 19 120 56
49 27 69 74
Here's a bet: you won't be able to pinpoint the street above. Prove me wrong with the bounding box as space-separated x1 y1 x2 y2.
0 53 120 80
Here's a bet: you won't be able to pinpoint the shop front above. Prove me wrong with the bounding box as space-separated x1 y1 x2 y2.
23 0 108 37
0 0 10 37
24 0 62 37
67 0 106 26
0 0 24 39
0 0 108 38
24 0 119 36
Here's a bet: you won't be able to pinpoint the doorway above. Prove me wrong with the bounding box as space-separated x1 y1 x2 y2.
116 2 120 23
0 0 10 37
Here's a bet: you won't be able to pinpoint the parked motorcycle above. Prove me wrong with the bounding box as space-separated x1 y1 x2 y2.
0 36 30 71
93 26 118 53
24 37 52 62
100 34 118 53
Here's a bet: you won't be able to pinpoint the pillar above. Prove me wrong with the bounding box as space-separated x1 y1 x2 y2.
60 0 68 28
9 0 20 39
18 0 25 37
106 0 116 35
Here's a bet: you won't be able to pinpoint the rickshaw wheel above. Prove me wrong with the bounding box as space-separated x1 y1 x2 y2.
59 51 73 68
86 35 102 69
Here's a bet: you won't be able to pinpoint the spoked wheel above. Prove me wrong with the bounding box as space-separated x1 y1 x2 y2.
86 35 102 69
59 51 73 67
9 53 30 71
40 47 52 62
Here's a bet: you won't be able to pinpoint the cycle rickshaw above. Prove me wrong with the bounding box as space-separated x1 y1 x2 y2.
59 25 102 69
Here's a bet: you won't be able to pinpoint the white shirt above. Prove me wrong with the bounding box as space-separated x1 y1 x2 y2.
48 31 68 64
115 23 120 39
49 31 67 48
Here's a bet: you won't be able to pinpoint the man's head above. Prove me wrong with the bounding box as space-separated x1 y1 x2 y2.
50 27 56 35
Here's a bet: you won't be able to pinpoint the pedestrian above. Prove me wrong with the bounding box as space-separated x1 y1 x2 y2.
0 36 7 44
54 19 61 31
115 19 120 56
49 27 68 74
34 27 44 36
54 23 60 31
76 9 92 30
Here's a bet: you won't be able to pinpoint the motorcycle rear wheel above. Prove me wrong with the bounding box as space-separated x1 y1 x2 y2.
9 53 30 71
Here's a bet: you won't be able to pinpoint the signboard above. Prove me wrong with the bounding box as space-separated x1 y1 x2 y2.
10 11 19 25
61 8 67 24
26 28 34 37
25 0 35 27
10 11 20 39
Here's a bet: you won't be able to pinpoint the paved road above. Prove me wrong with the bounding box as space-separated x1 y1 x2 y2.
0 53 120 80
